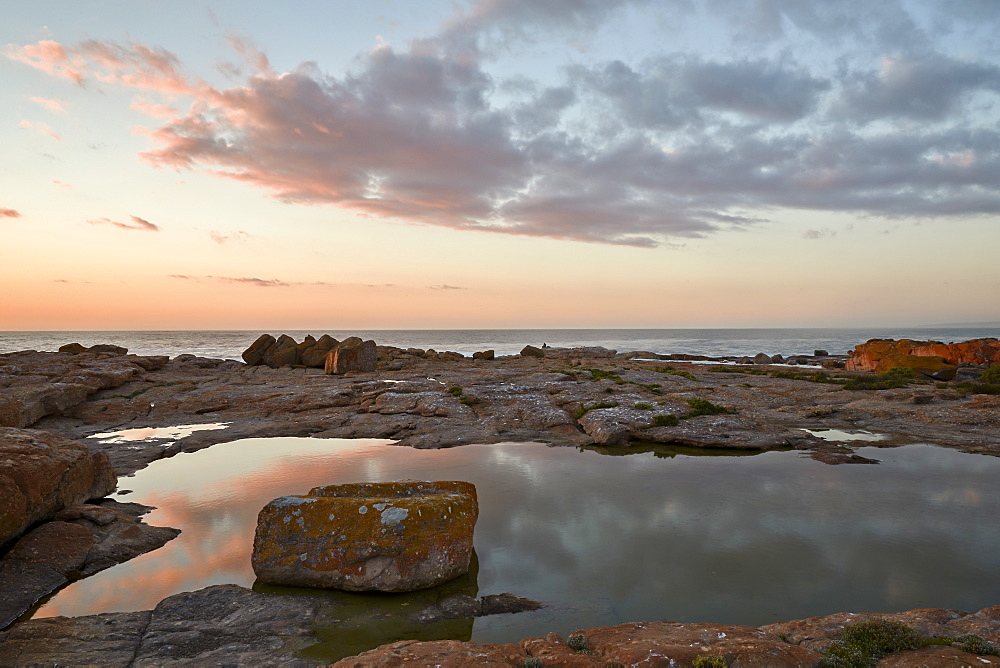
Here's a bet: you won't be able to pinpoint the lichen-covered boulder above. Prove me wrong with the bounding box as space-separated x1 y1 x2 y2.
252 481 478 592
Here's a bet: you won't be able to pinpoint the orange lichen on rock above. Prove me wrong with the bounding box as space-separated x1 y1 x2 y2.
252 480 477 592
846 338 1000 378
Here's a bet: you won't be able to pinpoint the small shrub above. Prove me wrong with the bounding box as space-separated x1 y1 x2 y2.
980 364 1000 384
685 397 736 417
841 372 913 391
656 366 699 381
585 368 625 384
819 619 925 667
708 366 767 375
651 414 680 427
520 659 544 668
884 366 916 379
634 403 654 410
953 634 1000 657
446 386 464 396
551 368 578 378
566 633 591 654
692 656 728 668
459 395 479 406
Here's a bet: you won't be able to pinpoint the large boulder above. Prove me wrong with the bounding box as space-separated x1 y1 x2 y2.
252 481 478 592
325 338 377 374
264 334 299 368
241 334 276 366
301 334 339 368
0 428 117 550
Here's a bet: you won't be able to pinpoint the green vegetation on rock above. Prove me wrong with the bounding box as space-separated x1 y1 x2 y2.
575 401 619 419
692 656 728 668
819 619 1000 667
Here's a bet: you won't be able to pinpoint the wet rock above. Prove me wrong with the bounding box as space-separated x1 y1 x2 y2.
253 481 478 592
0 584 321 667
0 500 179 629
520 345 545 358
0 428 116 550
325 338 377 374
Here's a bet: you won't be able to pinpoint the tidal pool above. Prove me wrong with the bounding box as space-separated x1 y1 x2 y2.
33 437 1000 658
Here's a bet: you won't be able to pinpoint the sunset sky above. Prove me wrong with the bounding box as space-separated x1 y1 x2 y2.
3 0 999 330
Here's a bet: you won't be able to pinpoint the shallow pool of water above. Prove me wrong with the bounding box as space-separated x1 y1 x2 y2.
34 438 1000 657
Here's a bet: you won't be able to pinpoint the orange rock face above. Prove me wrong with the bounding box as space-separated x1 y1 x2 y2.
252 481 478 592
846 338 1000 377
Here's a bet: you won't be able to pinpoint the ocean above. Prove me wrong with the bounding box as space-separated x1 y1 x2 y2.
2 327 997 360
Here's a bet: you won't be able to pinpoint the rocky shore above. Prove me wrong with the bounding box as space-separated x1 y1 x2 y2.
2 337 999 665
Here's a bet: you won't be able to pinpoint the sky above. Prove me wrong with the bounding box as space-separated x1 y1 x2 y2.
3 0 999 330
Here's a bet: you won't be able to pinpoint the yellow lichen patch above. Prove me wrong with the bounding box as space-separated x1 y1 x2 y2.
252 480 478 592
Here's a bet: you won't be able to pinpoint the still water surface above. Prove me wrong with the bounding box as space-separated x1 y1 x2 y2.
35 438 1000 653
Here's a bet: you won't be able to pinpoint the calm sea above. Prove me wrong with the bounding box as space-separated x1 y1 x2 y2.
1 328 997 360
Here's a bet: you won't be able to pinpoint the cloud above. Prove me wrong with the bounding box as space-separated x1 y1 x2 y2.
802 228 835 240
19 119 61 140
7 39 196 94
1 208 22 218
10 1 1000 247
31 96 67 112
428 284 467 290
169 274 288 287
836 53 1000 123
208 230 250 244
88 215 160 231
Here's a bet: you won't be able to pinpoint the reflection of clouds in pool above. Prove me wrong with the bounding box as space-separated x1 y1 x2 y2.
92 423 230 443
33 440 1000 645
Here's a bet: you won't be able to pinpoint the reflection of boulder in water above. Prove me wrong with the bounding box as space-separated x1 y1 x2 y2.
584 442 768 459
252 551 540 664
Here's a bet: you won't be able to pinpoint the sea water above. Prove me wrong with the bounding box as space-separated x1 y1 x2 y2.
2 327 997 359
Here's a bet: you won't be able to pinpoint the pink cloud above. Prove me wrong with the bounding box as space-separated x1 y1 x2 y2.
208 230 251 244
31 96 67 112
8 39 197 95
19 119 61 140
1 207 22 218
130 96 178 119
88 215 160 231
7 40 84 84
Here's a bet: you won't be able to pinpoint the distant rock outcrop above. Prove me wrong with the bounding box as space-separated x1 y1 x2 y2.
241 334 375 371
846 338 1000 379
252 481 478 592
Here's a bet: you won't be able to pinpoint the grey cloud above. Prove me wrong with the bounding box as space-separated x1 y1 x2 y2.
572 56 829 132
836 53 1000 123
